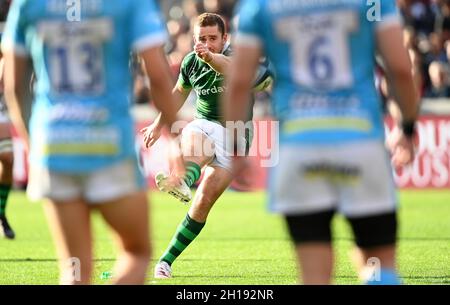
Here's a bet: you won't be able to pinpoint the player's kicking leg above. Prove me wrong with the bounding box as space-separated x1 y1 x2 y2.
155 123 215 204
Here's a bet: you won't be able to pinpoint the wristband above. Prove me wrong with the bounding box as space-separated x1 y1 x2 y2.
401 120 416 138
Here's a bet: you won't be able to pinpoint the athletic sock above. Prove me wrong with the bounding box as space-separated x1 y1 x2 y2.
183 162 201 187
0 184 11 217
160 214 205 266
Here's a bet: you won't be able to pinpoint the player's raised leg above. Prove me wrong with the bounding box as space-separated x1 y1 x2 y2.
156 130 214 203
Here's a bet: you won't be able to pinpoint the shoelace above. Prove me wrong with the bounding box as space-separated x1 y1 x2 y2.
157 269 169 276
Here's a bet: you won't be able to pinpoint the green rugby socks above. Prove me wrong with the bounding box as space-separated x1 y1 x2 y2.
183 162 201 187
160 214 205 266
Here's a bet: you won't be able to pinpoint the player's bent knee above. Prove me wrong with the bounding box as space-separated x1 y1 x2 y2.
285 210 335 244
347 212 397 249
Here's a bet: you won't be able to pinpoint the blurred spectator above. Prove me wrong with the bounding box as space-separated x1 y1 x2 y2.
434 0 450 42
398 0 436 36
396 0 450 100
424 61 450 97
154 1 450 104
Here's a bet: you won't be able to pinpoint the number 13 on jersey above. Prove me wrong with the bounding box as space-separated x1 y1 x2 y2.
38 19 113 95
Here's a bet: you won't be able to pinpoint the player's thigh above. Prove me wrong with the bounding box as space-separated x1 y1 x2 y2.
285 210 335 244
269 145 338 215
43 198 92 261
85 159 150 253
328 141 397 249
84 158 146 203
208 121 247 171
347 212 397 250
181 119 215 165
27 166 83 202
95 190 150 254
336 141 397 218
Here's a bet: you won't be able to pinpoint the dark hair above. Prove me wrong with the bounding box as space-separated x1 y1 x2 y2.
196 13 226 36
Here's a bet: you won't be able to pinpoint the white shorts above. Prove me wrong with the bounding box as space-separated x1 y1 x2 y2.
269 140 397 218
182 119 248 171
27 159 146 204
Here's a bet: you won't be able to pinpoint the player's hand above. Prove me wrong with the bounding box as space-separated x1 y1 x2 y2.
140 122 162 148
386 125 416 170
194 42 213 63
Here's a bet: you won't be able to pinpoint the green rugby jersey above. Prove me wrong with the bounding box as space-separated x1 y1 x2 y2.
177 43 254 124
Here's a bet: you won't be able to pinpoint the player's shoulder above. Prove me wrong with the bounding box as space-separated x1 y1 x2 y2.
10 0 31 12
222 42 232 56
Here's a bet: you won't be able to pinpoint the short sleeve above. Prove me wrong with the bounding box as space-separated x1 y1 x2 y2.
374 0 401 31
1 0 28 56
130 0 168 52
233 0 264 48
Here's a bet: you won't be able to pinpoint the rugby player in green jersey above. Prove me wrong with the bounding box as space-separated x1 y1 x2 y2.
141 12 272 278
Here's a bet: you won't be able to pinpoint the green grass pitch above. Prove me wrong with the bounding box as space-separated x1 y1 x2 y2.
0 190 449 285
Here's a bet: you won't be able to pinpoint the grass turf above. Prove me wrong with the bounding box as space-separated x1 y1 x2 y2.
0 190 449 285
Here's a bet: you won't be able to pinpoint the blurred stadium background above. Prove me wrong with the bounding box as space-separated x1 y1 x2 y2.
0 0 449 284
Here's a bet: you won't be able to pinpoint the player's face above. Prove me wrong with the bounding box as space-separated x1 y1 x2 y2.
194 25 227 54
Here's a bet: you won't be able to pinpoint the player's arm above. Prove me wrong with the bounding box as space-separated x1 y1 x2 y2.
141 83 191 148
376 24 421 168
195 42 231 74
3 52 31 148
377 25 420 126
222 44 260 175
0 51 4 94
203 52 231 75
139 46 181 129
224 45 261 124
138 45 186 176
149 84 190 130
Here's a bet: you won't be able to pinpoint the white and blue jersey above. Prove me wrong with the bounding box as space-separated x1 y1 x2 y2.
1 0 168 172
236 0 400 145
